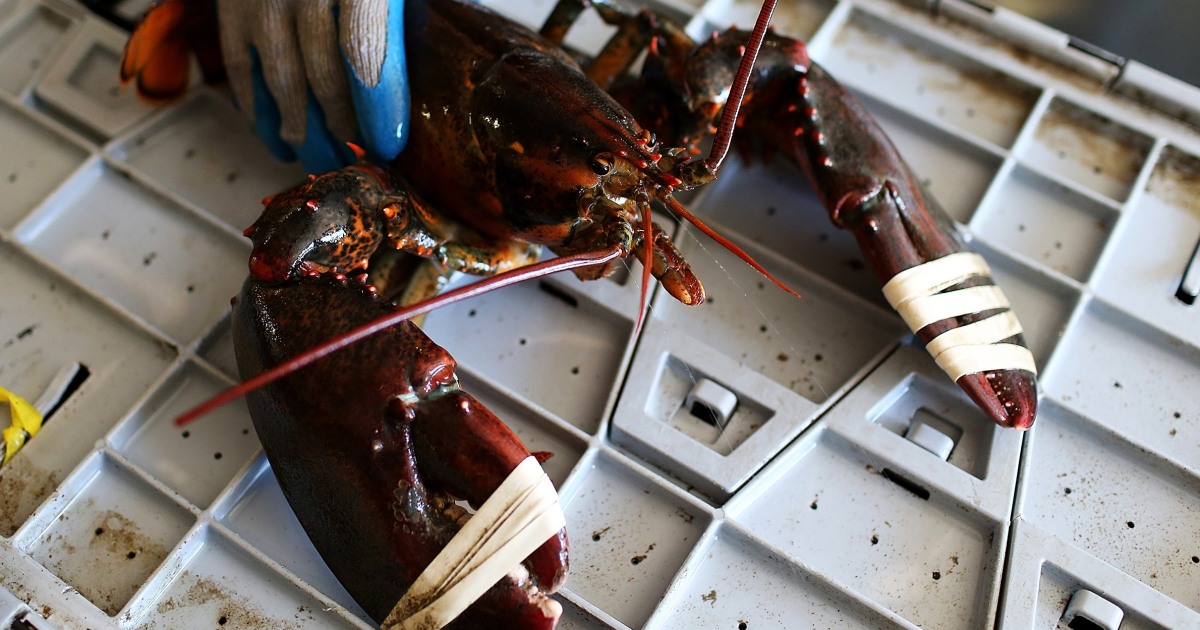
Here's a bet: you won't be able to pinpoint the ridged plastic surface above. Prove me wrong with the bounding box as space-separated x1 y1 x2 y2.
1 0 1197 628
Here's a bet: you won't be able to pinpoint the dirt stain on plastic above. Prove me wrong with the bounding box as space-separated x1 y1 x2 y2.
1034 102 1148 197
0 458 59 537
153 575 274 628
53 510 170 615
1147 146 1200 217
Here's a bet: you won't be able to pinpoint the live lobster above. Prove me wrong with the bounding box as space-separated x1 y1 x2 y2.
119 0 1038 628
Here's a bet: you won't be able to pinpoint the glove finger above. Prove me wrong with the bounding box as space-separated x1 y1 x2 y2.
343 0 409 160
340 0 389 87
251 1 309 146
297 0 359 142
295 91 357 173
216 0 256 120
248 48 298 163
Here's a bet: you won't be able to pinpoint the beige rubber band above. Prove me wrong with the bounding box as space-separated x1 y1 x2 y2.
925 311 1023 359
896 285 1010 333
882 254 1036 379
882 252 992 309
936 343 1038 381
382 456 565 630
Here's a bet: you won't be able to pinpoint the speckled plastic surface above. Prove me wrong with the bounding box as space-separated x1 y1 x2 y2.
1 1 1198 628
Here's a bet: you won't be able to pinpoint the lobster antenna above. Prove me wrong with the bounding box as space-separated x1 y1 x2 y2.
701 0 778 175
662 0 799 302
636 205 654 335
176 244 626 427
664 195 800 300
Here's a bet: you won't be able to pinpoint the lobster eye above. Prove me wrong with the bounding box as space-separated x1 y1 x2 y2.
589 152 614 175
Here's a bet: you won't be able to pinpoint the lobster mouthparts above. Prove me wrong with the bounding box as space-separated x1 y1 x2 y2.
232 275 567 628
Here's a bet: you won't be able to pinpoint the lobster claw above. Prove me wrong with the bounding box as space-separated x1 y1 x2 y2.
232 276 567 628
119 0 224 102
772 57 1041 429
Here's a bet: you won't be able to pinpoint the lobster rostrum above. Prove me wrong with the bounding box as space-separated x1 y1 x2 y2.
118 0 1039 627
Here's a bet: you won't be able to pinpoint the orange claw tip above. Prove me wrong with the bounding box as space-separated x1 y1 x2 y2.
346 142 368 160
957 369 1038 430
119 0 195 102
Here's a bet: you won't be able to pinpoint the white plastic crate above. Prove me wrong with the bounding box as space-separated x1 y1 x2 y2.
1 0 1198 628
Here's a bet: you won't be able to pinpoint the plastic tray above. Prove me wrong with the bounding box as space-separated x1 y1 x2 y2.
2 0 1198 628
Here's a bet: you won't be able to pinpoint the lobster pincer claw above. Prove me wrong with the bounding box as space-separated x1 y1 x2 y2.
785 61 1040 429
232 275 567 628
654 31 1041 428
880 252 1039 430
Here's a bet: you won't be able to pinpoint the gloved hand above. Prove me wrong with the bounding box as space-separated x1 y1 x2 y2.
216 0 409 173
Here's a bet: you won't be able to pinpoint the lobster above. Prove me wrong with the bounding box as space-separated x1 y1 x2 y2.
119 0 1039 627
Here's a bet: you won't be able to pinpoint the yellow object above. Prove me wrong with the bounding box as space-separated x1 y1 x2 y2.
1 386 43 465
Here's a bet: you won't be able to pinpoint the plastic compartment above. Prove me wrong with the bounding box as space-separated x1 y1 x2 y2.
421 274 636 433
687 157 883 305
727 424 1006 630
661 524 910 629
611 228 904 499
858 91 1004 224
214 459 368 621
1015 401 1200 610
971 164 1118 282
1093 145 1200 346
16 452 194 616
15 158 248 342
0 98 88 228
1042 299 1200 471
824 8 1041 150
107 363 258 508
129 527 356 629
4 0 1200 628
1018 97 1154 203
0 0 74 96
110 93 307 232
34 15 158 138
559 450 710 629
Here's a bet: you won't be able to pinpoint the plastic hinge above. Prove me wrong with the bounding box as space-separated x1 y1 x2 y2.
933 0 1122 83
1112 61 1200 127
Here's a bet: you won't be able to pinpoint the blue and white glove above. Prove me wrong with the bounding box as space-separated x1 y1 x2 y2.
216 0 409 173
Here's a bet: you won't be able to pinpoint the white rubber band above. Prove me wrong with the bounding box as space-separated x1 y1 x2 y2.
882 252 991 309
925 311 1023 359
936 343 1038 381
382 456 565 630
896 285 1010 333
